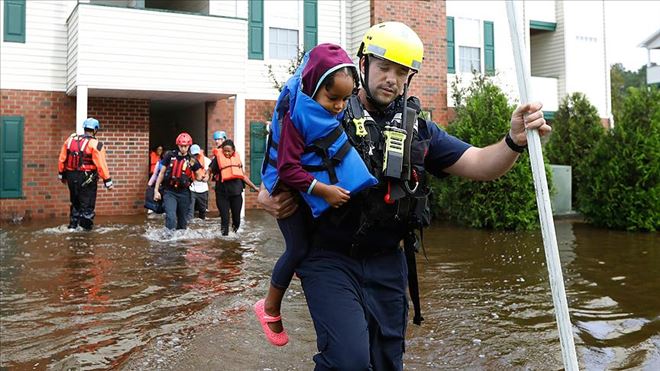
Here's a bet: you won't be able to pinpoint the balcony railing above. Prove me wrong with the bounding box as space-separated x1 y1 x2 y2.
67 3 247 96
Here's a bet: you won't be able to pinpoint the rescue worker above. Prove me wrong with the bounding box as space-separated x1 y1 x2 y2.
153 132 203 230
58 118 113 230
209 139 259 235
187 144 211 221
257 22 551 369
211 130 227 159
149 145 164 177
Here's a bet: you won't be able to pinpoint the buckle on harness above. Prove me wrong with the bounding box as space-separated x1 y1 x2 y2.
353 117 368 137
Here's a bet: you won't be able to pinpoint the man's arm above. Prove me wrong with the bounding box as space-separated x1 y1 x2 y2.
58 139 68 181
444 102 549 181
257 183 299 219
92 141 113 189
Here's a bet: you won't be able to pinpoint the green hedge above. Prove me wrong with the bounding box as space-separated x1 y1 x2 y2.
577 87 659 231
431 76 549 230
544 93 606 210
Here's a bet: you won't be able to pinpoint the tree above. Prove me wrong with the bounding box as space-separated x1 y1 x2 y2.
544 93 606 209
578 86 659 231
431 75 549 230
610 63 647 119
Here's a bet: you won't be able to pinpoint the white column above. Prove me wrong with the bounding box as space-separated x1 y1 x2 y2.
233 93 247 218
76 86 88 135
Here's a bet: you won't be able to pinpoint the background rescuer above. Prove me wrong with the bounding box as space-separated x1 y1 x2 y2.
58 118 113 230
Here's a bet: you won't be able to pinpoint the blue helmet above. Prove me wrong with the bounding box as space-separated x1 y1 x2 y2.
82 118 100 131
190 144 201 155
213 130 227 141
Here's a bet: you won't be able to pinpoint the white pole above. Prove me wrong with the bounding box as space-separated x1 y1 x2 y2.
233 93 247 218
505 2 579 370
76 85 88 135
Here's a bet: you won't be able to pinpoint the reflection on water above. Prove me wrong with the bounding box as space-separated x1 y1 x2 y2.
0 215 265 370
406 221 659 370
1 215 658 370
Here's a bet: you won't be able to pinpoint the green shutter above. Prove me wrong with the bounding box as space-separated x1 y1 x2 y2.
447 17 455 74
1 116 24 198
303 0 318 52
484 21 495 75
3 0 26 43
249 121 267 186
248 0 264 60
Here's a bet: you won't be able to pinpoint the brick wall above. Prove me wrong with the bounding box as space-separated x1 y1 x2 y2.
87 97 150 215
1 90 75 220
371 0 448 125
0 91 149 221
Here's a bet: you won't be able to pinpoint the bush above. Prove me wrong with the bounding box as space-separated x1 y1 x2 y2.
430 76 549 230
544 93 606 209
577 87 660 231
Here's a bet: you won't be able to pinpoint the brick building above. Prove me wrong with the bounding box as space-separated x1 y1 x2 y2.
0 0 448 221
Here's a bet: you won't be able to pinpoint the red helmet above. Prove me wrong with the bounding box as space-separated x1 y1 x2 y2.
176 132 192 146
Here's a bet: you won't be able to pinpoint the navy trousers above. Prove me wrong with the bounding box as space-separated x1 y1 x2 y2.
271 206 312 289
296 247 408 371
163 188 191 230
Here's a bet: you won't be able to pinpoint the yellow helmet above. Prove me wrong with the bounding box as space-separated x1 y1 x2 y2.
358 22 424 72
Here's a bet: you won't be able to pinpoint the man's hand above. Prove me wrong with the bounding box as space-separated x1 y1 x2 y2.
257 184 298 219
510 102 551 146
104 179 114 191
58 173 66 184
154 190 161 201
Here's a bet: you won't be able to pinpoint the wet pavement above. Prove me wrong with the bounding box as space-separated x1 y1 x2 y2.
1 212 658 370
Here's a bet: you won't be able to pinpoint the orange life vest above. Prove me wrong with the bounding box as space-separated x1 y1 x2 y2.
65 135 96 172
212 147 221 159
216 153 244 182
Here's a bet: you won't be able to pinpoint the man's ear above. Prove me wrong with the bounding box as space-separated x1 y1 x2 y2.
359 56 366 75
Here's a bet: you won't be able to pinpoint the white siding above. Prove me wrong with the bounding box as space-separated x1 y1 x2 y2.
0 0 76 92
318 0 342 45
562 1 609 117
446 0 521 106
245 0 347 101
68 4 247 95
209 0 247 18
446 0 610 118
530 1 564 107
347 0 370 61
525 0 556 24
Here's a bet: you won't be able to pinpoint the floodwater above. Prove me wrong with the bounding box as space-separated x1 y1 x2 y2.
0 212 658 370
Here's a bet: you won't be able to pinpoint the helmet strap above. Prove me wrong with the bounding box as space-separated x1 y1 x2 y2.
361 55 390 111
361 55 418 112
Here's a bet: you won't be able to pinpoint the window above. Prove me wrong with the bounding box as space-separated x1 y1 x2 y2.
248 0 264 60
3 0 26 43
269 28 298 60
459 46 481 73
303 0 317 52
249 122 267 186
1 116 24 198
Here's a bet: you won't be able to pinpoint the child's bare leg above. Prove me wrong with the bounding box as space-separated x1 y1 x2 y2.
264 284 286 333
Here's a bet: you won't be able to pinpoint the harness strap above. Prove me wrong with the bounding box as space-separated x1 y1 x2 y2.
306 125 344 154
66 136 91 170
300 140 352 184
404 232 424 325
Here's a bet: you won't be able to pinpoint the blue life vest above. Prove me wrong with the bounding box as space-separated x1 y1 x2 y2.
261 53 378 218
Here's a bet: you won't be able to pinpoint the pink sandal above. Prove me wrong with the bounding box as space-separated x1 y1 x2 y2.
253 299 289 346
